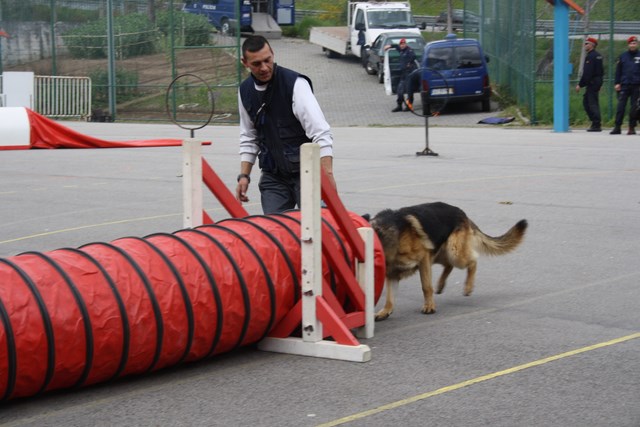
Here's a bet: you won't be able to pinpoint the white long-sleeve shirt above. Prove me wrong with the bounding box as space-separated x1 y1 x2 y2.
238 76 333 165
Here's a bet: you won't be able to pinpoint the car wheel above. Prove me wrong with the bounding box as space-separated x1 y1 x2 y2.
365 60 376 75
377 65 384 83
324 48 340 59
481 98 491 112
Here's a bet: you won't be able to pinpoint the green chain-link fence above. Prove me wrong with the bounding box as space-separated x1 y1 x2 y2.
463 0 639 126
0 0 243 122
1 0 639 125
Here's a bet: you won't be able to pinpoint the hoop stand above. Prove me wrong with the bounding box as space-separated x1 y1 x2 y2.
258 143 375 362
416 96 438 157
181 141 376 362
182 138 206 228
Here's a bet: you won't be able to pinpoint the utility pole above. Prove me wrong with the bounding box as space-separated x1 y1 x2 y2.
107 0 116 119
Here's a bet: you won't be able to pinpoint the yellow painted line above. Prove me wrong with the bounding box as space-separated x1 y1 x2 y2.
0 202 262 246
318 332 640 427
0 214 180 245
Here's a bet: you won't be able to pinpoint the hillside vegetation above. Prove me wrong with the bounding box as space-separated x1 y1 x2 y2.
296 0 640 21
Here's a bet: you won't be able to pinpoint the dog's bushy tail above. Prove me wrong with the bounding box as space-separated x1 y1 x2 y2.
472 219 528 256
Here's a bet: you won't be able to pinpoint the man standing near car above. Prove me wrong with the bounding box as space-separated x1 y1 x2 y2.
385 38 418 112
236 35 336 214
575 37 604 132
610 36 640 135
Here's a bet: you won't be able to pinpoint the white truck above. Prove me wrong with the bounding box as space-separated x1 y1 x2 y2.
309 1 424 60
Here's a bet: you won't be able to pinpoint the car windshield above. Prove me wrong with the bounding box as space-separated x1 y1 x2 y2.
389 37 423 51
425 47 455 70
455 46 482 68
368 10 415 29
424 45 482 70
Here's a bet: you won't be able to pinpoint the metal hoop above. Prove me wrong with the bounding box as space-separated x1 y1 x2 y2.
165 73 215 137
405 67 450 117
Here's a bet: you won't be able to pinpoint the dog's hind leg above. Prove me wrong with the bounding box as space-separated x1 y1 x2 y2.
463 260 477 296
436 264 453 294
375 279 399 321
419 254 436 314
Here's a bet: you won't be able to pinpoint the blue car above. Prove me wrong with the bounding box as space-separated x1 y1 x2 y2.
420 34 491 113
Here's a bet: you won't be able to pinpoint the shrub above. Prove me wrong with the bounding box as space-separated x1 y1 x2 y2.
289 16 328 40
64 13 157 59
90 67 140 108
156 10 213 47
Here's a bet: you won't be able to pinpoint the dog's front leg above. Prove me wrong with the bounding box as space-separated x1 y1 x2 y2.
419 255 436 314
375 278 398 321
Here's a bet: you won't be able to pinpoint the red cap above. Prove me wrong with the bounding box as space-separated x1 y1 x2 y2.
585 37 598 46
628 36 638 44
399 38 406 44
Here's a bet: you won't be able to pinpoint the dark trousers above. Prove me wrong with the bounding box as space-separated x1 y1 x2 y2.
259 171 301 215
614 85 640 128
396 73 417 105
582 86 601 127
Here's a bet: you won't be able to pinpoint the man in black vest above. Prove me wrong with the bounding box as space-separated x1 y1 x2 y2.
236 36 335 214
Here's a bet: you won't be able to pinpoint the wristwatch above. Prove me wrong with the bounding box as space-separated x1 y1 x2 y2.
237 173 251 183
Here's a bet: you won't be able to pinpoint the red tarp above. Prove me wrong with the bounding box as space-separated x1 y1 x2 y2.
25 109 206 149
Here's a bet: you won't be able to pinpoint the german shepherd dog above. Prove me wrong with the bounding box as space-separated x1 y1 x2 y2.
364 202 527 321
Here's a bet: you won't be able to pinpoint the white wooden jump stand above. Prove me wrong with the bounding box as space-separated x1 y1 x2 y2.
182 141 375 362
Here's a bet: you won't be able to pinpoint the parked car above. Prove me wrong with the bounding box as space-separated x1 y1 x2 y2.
420 34 491 114
363 31 426 87
435 9 480 31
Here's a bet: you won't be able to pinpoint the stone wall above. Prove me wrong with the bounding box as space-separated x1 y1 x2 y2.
0 21 74 68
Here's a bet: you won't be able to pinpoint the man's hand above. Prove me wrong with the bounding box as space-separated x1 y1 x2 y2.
236 178 250 203
236 162 253 203
575 84 581 93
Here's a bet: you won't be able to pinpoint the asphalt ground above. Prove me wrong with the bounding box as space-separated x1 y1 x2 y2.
1 38 639 426
266 37 496 127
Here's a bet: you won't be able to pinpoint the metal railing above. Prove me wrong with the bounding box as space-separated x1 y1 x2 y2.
34 75 92 119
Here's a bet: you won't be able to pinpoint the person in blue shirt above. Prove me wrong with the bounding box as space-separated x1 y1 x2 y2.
611 36 640 135
576 37 604 132
385 38 418 112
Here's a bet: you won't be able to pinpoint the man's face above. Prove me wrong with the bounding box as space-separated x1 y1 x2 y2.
629 41 638 52
242 44 274 83
399 41 407 50
584 42 594 52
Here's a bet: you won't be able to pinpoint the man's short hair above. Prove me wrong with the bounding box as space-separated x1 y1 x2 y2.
242 35 271 57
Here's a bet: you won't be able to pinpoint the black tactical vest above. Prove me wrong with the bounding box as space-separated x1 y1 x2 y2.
240 64 313 176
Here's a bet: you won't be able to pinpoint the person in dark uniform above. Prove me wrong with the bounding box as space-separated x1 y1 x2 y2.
611 35 640 135
576 37 604 132
385 38 418 112
236 35 336 214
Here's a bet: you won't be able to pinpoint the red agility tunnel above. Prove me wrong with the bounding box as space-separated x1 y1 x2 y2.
0 210 385 401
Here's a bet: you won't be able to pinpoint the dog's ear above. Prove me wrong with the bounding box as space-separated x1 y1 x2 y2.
361 213 371 222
